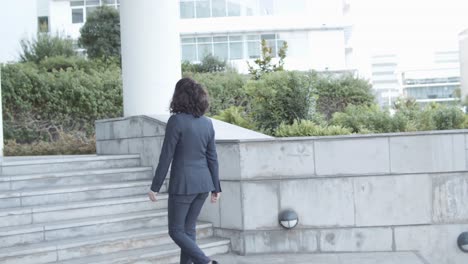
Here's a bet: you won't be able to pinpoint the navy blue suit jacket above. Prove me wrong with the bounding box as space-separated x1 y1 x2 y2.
150 113 222 194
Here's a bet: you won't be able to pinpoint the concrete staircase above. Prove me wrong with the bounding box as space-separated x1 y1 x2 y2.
0 155 230 264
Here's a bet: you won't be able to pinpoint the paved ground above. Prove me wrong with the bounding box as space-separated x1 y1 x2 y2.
212 252 426 264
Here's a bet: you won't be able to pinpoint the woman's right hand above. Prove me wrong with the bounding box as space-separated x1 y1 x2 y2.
148 191 158 202
211 192 221 203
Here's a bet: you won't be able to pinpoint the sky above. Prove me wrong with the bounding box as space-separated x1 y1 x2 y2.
350 0 468 77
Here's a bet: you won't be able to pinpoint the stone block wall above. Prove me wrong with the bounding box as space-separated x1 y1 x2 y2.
96 116 468 264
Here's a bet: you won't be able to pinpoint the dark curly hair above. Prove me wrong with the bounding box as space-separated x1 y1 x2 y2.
170 78 209 117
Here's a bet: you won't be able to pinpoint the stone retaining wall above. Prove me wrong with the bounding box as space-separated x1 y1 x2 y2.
96 116 468 264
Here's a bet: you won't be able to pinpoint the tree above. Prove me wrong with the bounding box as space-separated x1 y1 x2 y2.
19 34 75 63
315 73 375 120
247 39 288 80
79 6 120 60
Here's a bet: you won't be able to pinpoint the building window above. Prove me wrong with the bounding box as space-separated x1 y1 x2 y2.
181 0 196 18
196 0 211 18
213 36 228 60
72 8 84 23
38 16 49 33
211 0 226 17
181 37 198 62
228 0 241 16
181 31 298 62
229 35 243 59
70 0 119 24
247 35 261 59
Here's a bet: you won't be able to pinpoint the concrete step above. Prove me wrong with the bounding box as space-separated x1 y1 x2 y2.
0 155 141 176
0 167 153 191
0 222 214 264
0 210 168 248
0 180 160 209
0 194 169 228
211 252 426 264
57 237 230 264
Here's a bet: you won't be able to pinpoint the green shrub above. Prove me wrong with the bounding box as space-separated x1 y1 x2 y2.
414 104 465 131
275 120 352 137
245 71 316 133
213 106 256 130
19 34 75 63
316 73 375 120
188 72 248 116
1 60 122 143
332 105 408 133
182 54 227 74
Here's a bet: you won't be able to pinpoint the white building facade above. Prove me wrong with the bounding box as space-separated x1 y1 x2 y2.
460 29 468 101
41 0 353 73
371 54 401 108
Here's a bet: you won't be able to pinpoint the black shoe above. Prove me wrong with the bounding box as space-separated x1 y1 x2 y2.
212 261 219 264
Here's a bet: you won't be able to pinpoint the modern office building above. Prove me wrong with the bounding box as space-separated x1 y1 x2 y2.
460 28 468 100
38 0 353 73
401 67 460 104
371 54 401 108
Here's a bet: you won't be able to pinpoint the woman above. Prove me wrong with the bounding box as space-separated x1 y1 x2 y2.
148 78 221 264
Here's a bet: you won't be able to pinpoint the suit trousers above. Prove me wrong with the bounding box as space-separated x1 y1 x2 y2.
168 192 211 264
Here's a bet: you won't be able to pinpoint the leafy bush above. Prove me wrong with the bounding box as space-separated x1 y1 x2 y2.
245 71 316 133
316 73 375 120
213 106 256 130
182 54 227 73
247 39 288 80
188 72 248 116
1 60 123 144
4 131 95 156
275 120 352 137
79 6 120 60
19 34 75 63
332 105 409 133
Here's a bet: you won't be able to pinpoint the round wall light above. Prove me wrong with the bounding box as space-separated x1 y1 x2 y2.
279 210 298 229
458 232 468 252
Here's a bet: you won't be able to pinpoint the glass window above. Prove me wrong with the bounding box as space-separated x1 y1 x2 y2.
212 0 226 17
197 37 212 43
247 35 260 41
214 43 228 60
86 0 100 5
229 42 243 59
102 0 115 5
180 0 195 19
182 44 197 61
229 35 242 41
71 0 84 6
38 16 49 33
259 0 273 15
248 41 260 58
213 36 228 42
198 43 212 59
228 0 241 16
181 37 196 44
196 0 210 18
72 8 84 23
243 0 258 16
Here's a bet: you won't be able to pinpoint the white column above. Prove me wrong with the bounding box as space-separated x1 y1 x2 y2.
120 0 181 116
